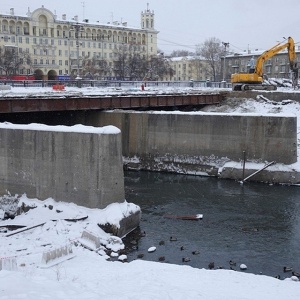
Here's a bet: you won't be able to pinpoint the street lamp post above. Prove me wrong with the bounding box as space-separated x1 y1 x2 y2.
70 22 84 85
222 42 229 83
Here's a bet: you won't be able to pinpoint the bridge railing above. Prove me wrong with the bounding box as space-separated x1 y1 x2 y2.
0 80 232 89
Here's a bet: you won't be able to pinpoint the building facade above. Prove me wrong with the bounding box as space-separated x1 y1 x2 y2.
163 56 210 81
224 46 300 82
0 5 158 80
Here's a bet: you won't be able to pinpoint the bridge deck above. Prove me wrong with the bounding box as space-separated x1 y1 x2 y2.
0 93 223 113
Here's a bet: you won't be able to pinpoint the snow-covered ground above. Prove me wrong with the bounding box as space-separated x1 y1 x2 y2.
1 85 300 299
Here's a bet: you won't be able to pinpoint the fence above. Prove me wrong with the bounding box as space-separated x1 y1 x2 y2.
0 79 232 89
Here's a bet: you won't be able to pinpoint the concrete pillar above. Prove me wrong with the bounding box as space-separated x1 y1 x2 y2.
0 124 125 209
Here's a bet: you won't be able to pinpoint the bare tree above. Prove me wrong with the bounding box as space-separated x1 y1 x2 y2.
196 37 223 81
80 55 110 80
113 45 148 80
146 55 175 81
0 46 32 77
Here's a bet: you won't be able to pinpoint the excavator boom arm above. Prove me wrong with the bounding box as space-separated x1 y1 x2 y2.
256 37 297 76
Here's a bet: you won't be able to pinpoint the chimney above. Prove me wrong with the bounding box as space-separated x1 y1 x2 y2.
10 8 14 16
74 15 78 22
62 14 66 20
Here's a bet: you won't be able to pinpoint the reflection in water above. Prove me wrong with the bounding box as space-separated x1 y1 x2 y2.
124 171 300 278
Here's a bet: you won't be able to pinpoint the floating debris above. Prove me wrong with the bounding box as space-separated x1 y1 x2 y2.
164 214 203 221
148 246 156 253
240 264 247 270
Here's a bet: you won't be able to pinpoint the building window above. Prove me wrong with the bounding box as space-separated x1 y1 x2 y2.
65 60 68 66
59 60 62 66
26 37 30 44
18 37 22 43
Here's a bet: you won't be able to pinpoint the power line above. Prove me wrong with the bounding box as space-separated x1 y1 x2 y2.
157 37 196 50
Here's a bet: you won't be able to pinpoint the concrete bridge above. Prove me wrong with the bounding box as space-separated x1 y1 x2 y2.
0 91 298 212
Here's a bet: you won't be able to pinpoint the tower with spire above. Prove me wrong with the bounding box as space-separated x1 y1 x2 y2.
141 3 155 30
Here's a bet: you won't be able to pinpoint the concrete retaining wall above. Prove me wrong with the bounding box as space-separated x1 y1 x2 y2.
94 111 297 174
0 124 125 209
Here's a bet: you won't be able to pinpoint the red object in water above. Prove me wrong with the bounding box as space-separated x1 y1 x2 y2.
141 83 145 91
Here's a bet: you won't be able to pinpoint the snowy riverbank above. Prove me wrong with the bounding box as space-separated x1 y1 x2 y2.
1 194 300 299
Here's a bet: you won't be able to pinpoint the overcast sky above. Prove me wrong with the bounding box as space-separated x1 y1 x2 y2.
2 0 300 54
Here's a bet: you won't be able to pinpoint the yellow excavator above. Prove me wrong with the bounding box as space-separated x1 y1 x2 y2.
231 37 298 91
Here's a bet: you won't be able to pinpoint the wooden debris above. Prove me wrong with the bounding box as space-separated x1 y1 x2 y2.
164 214 203 220
6 222 46 237
64 216 88 222
0 225 26 230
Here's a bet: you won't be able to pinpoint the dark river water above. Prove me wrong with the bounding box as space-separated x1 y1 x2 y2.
124 171 300 279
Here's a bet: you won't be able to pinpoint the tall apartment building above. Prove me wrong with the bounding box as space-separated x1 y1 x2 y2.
0 5 158 80
224 46 300 82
